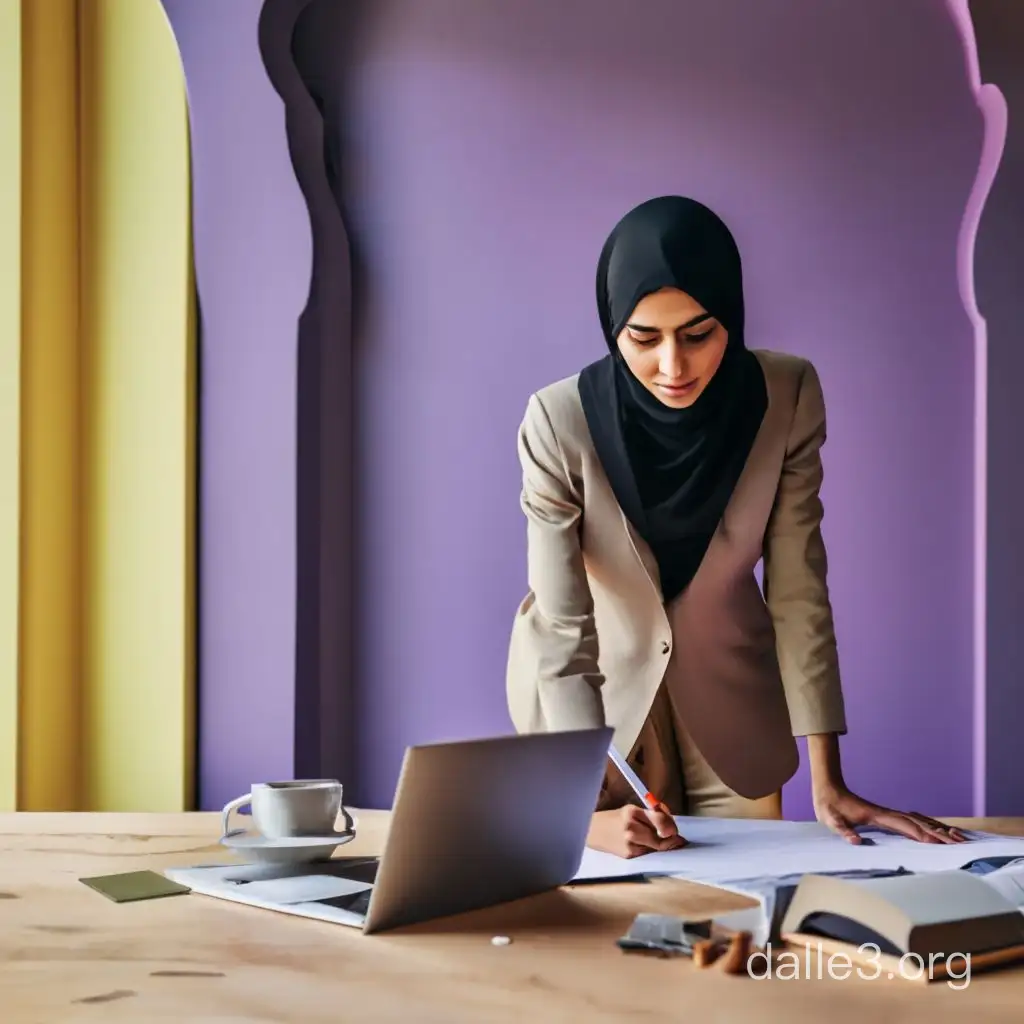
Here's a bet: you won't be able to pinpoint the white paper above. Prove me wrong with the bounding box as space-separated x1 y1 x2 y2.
572 816 1024 886
977 860 1024 906
236 874 373 905
164 863 372 929
710 903 773 945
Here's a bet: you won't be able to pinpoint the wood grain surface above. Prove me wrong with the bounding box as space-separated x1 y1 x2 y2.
2 812 1024 1022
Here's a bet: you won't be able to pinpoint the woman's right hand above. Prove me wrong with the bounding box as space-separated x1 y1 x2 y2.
586 806 688 859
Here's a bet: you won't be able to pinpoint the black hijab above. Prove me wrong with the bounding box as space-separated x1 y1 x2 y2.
578 195 767 604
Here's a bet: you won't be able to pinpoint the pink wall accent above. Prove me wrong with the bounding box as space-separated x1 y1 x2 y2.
944 0 1009 816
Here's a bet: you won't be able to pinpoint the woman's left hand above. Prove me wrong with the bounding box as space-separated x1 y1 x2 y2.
813 785 968 845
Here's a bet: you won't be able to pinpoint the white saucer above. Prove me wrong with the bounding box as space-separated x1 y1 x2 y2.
220 828 356 865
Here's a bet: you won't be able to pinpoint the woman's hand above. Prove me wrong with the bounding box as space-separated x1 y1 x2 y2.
586 806 688 859
806 734 967 844
814 785 968 845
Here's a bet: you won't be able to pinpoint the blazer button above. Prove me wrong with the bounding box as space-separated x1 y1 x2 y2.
660 641 671 655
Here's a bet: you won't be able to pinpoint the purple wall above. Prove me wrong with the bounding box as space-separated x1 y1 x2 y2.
160 0 1007 818
259 0 357 793
292 0 981 816
160 0 306 807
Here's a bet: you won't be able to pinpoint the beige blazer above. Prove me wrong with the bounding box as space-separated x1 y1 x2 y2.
505 349 847 800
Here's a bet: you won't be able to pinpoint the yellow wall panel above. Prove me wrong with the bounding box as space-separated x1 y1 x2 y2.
1 0 194 810
79 0 195 810
0 0 22 810
18 0 84 811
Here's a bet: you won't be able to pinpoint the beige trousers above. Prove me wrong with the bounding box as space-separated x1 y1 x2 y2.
597 681 783 819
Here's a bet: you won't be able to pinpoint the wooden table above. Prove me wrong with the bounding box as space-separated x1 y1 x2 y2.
3 813 1024 1022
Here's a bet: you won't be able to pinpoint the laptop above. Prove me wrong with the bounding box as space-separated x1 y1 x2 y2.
165 727 613 934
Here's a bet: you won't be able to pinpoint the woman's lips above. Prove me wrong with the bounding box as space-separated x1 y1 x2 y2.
656 379 699 397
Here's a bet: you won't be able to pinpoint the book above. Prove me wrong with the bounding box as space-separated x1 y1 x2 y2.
779 868 1024 981
708 867 913 947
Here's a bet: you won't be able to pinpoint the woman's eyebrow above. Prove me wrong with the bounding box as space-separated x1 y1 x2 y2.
625 312 713 332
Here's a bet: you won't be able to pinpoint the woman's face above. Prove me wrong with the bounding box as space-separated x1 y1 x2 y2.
615 287 728 408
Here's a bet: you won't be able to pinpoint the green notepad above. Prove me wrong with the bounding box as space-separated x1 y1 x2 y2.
79 870 191 903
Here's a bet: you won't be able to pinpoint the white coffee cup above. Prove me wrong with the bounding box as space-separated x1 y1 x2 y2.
220 779 354 840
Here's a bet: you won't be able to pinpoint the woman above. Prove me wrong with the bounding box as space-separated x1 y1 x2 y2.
506 195 965 859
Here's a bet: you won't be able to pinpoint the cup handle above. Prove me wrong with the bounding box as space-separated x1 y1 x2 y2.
338 805 355 834
221 793 252 838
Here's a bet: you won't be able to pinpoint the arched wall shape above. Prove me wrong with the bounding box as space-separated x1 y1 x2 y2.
162 0 1018 817
290 0 982 818
2 0 197 809
77 0 198 809
259 0 356 789
160 0 310 808
964 0 1022 816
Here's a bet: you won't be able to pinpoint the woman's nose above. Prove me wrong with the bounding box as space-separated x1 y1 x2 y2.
659 344 687 380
